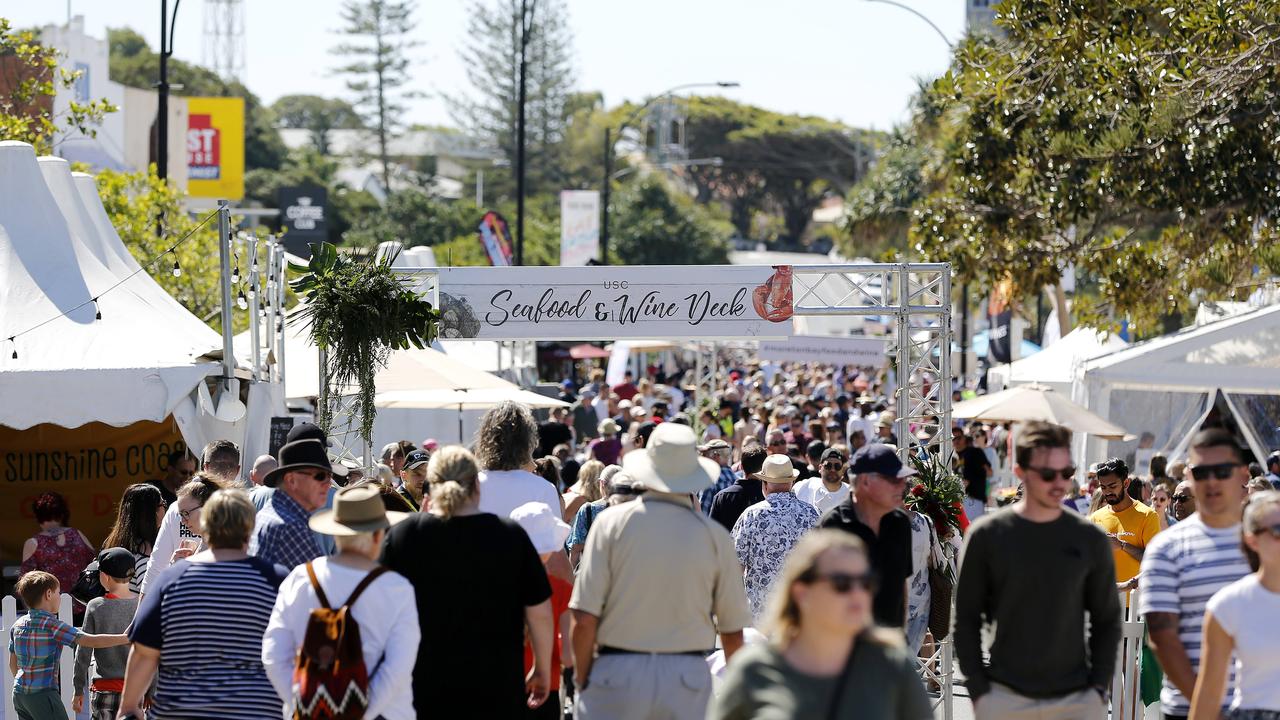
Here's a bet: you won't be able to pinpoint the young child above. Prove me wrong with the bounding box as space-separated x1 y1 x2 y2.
73 548 140 720
8 570 129 720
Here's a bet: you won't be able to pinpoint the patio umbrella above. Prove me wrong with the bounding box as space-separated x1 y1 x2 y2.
376 387 569 442
952 383 1133 440
569 343 612 359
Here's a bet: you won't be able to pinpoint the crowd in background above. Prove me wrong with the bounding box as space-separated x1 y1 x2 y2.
6 356 1280 720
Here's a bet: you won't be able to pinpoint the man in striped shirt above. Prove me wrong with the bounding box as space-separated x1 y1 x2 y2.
1139 428 1251 720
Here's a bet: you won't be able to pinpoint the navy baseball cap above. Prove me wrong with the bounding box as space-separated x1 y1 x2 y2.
403 449 431 471
847 444 917 479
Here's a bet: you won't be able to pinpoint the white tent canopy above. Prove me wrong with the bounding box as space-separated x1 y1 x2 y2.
987 327 1127 395
0 141 221 430
1074 304 1280 465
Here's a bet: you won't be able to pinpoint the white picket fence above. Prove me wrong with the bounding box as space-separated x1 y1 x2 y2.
917 638 955 720
1111 588 1154 720
1 593 77 719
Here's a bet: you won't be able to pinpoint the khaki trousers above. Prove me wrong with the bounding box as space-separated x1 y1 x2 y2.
575 652 712 720
976 683 1107 720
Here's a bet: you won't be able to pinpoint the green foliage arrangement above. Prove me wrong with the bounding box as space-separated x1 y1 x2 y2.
288 242 440 444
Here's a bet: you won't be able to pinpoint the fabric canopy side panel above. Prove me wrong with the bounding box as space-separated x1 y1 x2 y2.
0 419 187 559
0 365 219 430
1102 389 1210 466
1223 392 1280 464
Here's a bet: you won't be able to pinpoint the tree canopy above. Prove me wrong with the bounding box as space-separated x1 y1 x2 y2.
849 0 1280 328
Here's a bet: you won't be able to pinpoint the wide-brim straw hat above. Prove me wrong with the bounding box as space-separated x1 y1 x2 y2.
623 423 719 494
757 454 800 483
309 483 410 535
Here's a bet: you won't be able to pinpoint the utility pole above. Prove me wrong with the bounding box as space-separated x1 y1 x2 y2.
514 0 537 266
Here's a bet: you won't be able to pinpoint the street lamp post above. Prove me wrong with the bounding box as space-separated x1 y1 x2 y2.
599 81 738 264
863 0 954 48
514 0 538 266
156 0 182 181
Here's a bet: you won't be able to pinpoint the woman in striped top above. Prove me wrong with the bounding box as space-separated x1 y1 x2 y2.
101 483 166 593
119 489 289 719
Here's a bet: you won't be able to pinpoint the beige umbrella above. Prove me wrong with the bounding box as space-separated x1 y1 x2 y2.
952 383 1133 440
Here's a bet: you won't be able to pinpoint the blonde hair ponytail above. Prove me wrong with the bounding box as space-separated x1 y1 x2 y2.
427 446 480 518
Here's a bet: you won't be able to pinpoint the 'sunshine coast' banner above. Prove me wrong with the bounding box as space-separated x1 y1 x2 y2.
0 420 186 558
433 265 796 340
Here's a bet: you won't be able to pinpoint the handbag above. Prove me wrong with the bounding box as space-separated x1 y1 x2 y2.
925 524 954 640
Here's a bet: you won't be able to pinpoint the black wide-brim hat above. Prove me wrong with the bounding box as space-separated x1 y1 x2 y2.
264 439 339 488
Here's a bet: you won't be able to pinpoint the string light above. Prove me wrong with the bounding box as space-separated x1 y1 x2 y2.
4 210 215 360
237 289 248 310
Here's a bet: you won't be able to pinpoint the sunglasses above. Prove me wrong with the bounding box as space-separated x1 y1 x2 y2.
1190 463 1242 481
803 571 877 594
822 462 845 471
301 470 332 483
1253 524 1280 540
178 504 202 521
1026 466 1077 482
1172 494 1193 503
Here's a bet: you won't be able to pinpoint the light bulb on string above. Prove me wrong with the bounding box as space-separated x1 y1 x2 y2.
237 289 248 310
171 250 182 277
92 297 101 320
8 337 15 360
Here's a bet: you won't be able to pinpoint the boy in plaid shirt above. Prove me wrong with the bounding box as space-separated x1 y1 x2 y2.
8 571 128 720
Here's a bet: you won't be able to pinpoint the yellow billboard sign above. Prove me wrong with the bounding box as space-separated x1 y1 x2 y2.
186 96 245 200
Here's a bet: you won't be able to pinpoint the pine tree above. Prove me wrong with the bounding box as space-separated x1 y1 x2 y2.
331 0 421 192
448 0 575 197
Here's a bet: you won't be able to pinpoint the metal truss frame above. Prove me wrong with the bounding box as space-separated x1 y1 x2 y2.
789 263 953 462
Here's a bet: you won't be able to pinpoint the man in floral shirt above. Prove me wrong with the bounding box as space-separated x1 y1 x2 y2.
731 455 820 621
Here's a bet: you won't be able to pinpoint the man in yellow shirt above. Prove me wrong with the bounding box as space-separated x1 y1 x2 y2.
1089 458 1161 586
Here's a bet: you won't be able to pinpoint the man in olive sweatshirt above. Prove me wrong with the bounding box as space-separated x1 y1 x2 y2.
955 421 1121 720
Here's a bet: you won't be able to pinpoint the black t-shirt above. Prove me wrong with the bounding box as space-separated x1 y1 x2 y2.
818 502 913 628
537 420 573 457
958 446 992 501
379 512 552 716
709 479 765 531
148 479 178 507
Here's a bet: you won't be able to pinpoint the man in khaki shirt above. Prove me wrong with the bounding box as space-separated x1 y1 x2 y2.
571 423 752 720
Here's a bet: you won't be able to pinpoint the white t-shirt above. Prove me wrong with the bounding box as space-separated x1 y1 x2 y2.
478 468 563 520
791 478 850 516
140 503 203 594
262 557 421 720
1206 574 1280 712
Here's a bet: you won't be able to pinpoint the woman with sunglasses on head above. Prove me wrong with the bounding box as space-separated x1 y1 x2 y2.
138 473 223 599
1150 483 1172 531
709 529 932 720
1189 491 1280 720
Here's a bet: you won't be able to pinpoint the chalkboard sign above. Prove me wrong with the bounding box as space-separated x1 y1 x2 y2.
268 416 295 459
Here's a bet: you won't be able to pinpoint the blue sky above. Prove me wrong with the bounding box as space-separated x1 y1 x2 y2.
9 0 965 132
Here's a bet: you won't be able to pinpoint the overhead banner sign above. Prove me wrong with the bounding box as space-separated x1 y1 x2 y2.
560 190 600 266
0 420 186 559
757 335 888 367
434 265 795 340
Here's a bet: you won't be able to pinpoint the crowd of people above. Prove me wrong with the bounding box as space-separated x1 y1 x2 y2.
6 358 1280 720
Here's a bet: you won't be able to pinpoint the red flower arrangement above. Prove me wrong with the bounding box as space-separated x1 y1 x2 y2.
906 453 968 538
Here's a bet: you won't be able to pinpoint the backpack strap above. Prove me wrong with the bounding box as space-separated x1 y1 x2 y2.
342 566 389 608
304 561 332 610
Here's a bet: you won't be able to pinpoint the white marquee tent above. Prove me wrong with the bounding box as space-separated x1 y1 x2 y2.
0 141 281 469
987 327 1127 396
0 142 221 430
1073 304 1280 465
